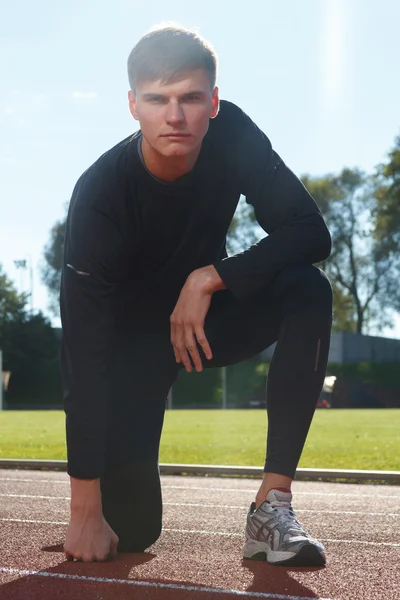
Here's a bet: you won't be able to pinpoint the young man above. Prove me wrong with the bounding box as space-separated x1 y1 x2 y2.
61 25 333 566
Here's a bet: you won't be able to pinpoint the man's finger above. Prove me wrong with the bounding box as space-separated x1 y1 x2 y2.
64 547 74 561
175 324 192 372
180 348 192 372
185 328 203 372
195 326 213 360
170 322 181 363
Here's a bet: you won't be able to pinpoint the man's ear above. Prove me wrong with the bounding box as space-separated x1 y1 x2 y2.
128 90 139 121
210 86 220 119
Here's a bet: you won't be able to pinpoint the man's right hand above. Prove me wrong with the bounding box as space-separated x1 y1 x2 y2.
64 512 119 562
64 476 119 562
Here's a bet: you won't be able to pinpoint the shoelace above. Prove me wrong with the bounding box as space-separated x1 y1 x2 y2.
268 501 305 532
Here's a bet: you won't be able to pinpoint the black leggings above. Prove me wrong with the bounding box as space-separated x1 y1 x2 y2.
100 264 333 551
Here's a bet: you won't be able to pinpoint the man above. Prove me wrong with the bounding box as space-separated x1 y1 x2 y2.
61 25 333 566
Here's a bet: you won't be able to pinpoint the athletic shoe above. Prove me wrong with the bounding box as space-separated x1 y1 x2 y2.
242 488 326 566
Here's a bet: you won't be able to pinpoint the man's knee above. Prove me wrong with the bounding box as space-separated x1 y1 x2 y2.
101 460 162 552
271 264 333 310
303 265 333 303
117 516 162 553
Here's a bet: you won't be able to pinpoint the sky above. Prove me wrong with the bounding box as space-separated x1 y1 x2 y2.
1 0 400 337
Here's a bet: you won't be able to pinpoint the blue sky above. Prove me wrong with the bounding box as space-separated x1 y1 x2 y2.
1 0 399 336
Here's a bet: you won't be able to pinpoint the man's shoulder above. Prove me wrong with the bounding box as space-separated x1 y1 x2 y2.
218 99 244 115
69 133 139 213
75 133 138 194
206 100 274 178
214 99 251 127
208 99 257 144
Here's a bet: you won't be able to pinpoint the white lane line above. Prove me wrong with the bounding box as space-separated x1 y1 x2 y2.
0 567 335 600
1 480 400 500
0 478 69 484
0 493 70 500
164 486 400 499
0 476 400 500
319 538 400 548
167 505 400 518
1 518 69 525
1 518 400 548
0 494 399 517
162 529 400 548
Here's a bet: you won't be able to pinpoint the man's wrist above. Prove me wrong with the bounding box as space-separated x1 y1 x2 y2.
190 265 227 294
70 476 102 515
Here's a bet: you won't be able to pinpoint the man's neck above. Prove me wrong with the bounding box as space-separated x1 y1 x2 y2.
141 136 201 183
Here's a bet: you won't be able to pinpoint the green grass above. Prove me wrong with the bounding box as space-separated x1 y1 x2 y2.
0 409 399 471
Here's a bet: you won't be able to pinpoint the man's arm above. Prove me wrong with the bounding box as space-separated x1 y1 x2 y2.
60 175 127 560
213 109 332 299
61 208 124 480
61 172 128 478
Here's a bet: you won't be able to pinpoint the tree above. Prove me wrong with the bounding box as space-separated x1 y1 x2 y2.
303 168 397 334
0 265 57 372
374 134 400 253
372 135 400 317
228 167 400 333
41 215 66 316
226 195 264 255
0 267 26 325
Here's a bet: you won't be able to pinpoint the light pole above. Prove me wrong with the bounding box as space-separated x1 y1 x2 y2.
29 254 34 313
14 256 34 313
221 366 227 409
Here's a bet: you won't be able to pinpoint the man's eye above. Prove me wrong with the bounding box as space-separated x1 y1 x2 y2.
186 95 201 101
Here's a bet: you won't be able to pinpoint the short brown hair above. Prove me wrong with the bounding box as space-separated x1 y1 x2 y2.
127 24 218 92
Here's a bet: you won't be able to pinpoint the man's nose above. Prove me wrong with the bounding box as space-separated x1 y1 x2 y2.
165 100 185 124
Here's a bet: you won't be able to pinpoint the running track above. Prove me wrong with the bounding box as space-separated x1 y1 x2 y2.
0 469 399 599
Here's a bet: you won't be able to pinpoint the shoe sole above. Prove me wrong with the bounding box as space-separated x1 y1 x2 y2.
243 540 326 567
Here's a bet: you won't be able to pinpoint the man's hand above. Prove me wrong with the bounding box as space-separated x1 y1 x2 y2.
64 476 118 562
170 265 226 372
64 512 119 562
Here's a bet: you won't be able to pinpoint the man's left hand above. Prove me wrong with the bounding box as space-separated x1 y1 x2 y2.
170 265 226 372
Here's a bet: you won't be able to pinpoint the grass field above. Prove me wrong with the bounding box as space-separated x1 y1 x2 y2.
0 409 399 471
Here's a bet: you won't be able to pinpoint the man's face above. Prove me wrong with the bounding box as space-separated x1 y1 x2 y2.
128 69 219 158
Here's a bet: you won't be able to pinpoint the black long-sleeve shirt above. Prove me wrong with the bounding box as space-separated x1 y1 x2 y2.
60 100 331 479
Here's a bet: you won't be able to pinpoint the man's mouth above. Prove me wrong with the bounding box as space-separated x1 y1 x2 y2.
161 133 191 138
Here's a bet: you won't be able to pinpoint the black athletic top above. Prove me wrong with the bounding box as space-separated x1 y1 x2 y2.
60 99 331 479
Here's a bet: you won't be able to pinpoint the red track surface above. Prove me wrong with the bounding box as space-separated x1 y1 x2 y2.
0 469 399 599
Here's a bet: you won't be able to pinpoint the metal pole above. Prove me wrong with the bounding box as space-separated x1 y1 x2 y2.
20 266 24 294
222 366 227 409
29 255 34 313
13 259 27 301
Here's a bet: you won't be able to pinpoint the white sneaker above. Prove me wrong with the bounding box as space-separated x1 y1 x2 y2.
243 488 326 566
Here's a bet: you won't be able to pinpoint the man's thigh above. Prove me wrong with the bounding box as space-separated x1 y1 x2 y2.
202 285 281 368
200 263 331 369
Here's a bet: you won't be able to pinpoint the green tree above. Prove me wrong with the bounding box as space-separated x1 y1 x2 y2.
41 216 66 316
226 195 264 255
374 134 400 253
0 265 57 372
303 168 397 334
0 267 26 322
372 134 400 317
